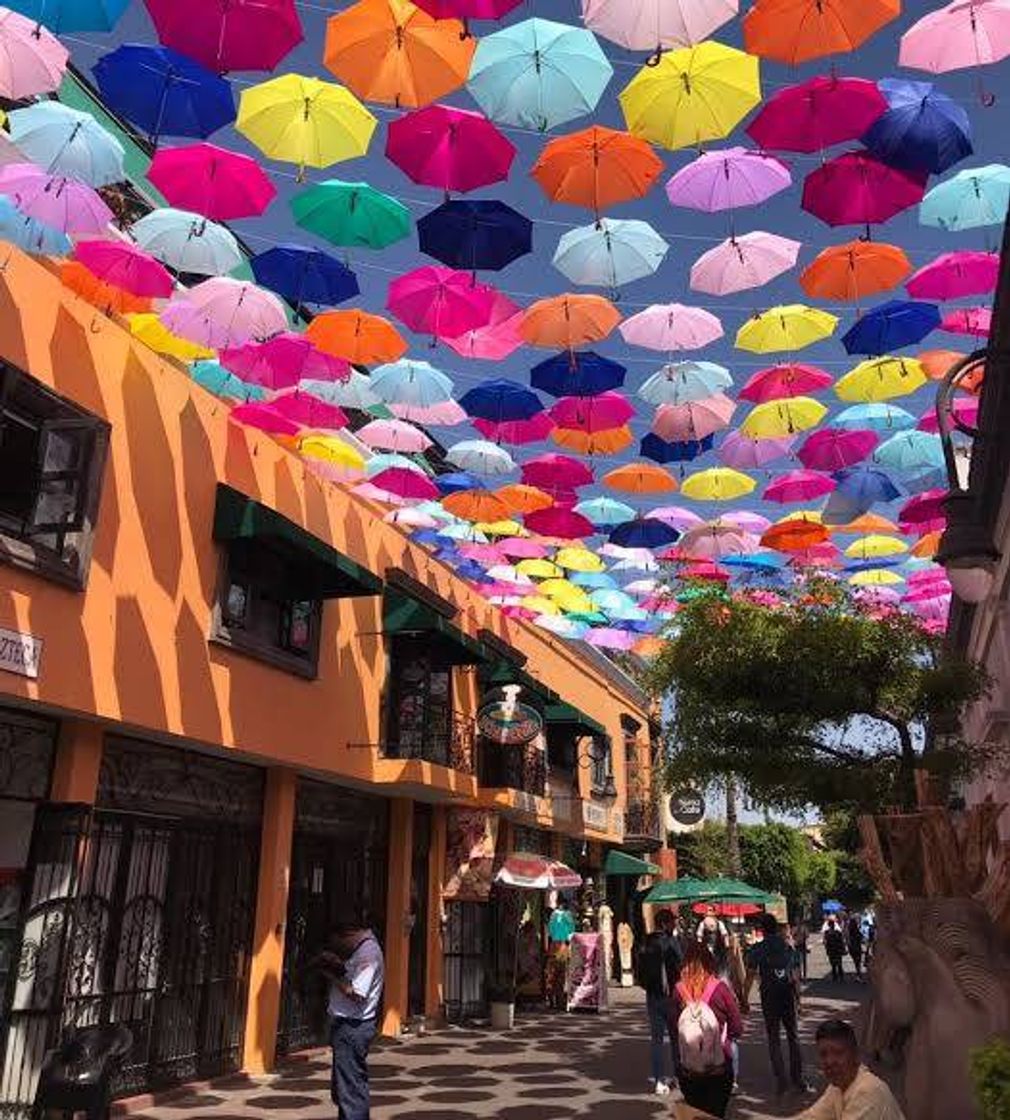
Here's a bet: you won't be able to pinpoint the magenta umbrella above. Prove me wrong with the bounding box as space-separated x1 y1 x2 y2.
652 393 735 441
498 537 550 558
525 506 594 540
231 401 300 435
369 467 440 501
550 391 634 430
445 291 523 360
665 147 792 212
802 152 927 228
619 302 723 351
918 397 977 433
220 332 351 390
387 266 494 340
941 306 991 336
147 142 276 221
385 104 516 193
414 0 522 16
797 427 879 470
718 430 794 469
764 470 837 503
738 362 833 403
474 412 555 445
270 390 349 430
906 250 999 301
74 239 174 298
690 231 800 296
746 75 887 153
899 489 946 526
160 277 287 348
143 0 303 73
0 162 111 232
521 453 594 490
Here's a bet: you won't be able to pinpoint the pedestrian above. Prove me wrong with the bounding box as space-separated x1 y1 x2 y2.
668 941 743 1118
794 920 810 980
824 917 846 982
744 912 807 1100
846 914 865 980
312 915 384 1120
545 897 575 1010
697 904 730 976
636 908 682 1096
794 1018 906 1118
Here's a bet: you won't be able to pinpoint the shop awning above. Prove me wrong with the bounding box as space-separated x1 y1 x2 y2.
213 485 382 599
484 660 559 705
383 587 492 665
545 701 606 738
604 850 660 876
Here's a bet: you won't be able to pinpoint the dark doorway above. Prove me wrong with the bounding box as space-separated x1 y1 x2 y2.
442 901 490 1022
407 804 431 1019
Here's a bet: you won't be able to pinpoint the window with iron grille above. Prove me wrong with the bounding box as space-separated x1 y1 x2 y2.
0 361 109 588
385 636 455 767
590 734 614 795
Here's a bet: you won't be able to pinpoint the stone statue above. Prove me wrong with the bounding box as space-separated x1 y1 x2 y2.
617 921 635 987
598 902 615 982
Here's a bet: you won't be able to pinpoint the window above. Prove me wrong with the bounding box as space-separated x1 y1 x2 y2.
0 361 109 588
589 735 615 797
546 724 578 775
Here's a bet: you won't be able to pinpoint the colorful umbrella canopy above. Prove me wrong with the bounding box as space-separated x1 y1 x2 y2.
128 311 215 361
291 180 411 250
0 7 67 98
552 217 668 288
148 142 276 221
447 291 523 360
874 430 944 473
803 150 927 228
522 452 594 490
666 148 791 212
10 0 128 32
836 356 928 402
743 0 900 65
718 430 794 469
610 517 680 549
745 74 886 153
737 362 832 403
638 360 731 406
60 260 153 315
74 239 174 298
834 465 901 506
9 102 125 187
764 470 837 503
521 293 620 348
270 390 349 432
735 305 838 353
620 303 724 351
414 0 523 18
835 402 916 431
900 0 1010 75
800 241 911 302
653 394 736 441
640 433 713 464
460 378 544 422
386 104 515 193
357 417 432 452
306 308 406 364
841 299 941 356
573 496 636 526
551 390 636 431
191 360 267 404
496 483 554 514
369 358 453 409
161 277 287 349
690 232 800 296
553 424 634 456
0 163 112 233
797 427 878 470
581 0 737 51
525 506 595 539
447 439 516 476
740 396 827 437
474 413 556 445
417 199 532 272
0 193 70 256
532 351 626 398
920 164 1010 231
220 333 350 390
387 266 494 339
863 77 972 175
941 306 992 336
131 207 242 274
249 244 358 308
603 461 676 494
680 467 755 501
906 251 999 300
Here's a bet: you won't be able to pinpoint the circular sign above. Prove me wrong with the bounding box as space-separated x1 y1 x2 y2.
477 685 543 746
668 788 705 827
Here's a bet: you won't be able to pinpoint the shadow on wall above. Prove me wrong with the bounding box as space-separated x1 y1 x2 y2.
113 593 167 729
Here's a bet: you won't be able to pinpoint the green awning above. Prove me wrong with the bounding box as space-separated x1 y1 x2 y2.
605 851 660 876
545 701 606 738
383 588 491 666
213 485 382 599
484 661 559 704
643 876 776 906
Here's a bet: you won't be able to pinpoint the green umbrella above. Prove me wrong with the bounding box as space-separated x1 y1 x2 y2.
290 180 411 250
644 876 775 906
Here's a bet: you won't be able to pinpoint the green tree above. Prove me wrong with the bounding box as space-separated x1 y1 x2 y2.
674 822 728 880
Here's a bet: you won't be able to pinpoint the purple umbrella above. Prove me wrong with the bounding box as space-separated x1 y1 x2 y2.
718 430 794 469
0 162 111 232
665 147 792 212
797 427 879 471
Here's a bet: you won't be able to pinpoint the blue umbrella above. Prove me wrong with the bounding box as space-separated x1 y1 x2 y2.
437 472 485 495
833 466 901 506
822 490 873 526
0 196 70 256
723 553 785 572
570 571 618 589
410 529 444 547
417 199 532 272
822 900 844 913
190 360 266 403
459 378 544 422
573 496 636 526
862 78 972 175
8 102 125 187
902 467 946 495
640 433 714 464
93 45 235 142
250 244 359 308
609 519 680 549
846 558 902 573
874 430 944 474
841 299 940 356
531 351 626 398
8 0 129 31
920 164 1010 231
834 403 916 432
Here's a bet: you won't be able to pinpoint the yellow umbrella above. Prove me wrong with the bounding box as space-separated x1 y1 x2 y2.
681 467 756 501
538 578 593 608
735 304 838 353
236 74 377 179
619 41 761 151
849 568 904 586
844 534 909 559
127 313 214 361
298 435 366 479
554 546 605 573
516 558 564 579
834 356 927 403
776 509 824 524
475 519 526 537
521 595 561 616
740 396 827 438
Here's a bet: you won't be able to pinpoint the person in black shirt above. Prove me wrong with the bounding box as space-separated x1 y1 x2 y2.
637 908 682 1095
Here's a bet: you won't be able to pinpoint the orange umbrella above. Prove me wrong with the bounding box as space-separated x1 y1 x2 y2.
912 531 941 559
603 461 677 494
834 512 898 534
799 241 911 302
919 348 982 392
306 308 407 364
553 424 634 456
442 489 511 523
761 519 829 552
520 293 620 349
60 261 153 315
531 125 663 215
743 0 900 65
495 483 555 515
324 0 474 109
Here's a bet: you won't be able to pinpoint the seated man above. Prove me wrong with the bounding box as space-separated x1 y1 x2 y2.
799 1019 905 1120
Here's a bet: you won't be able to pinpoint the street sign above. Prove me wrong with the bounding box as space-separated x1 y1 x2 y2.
668 788 705 827
476 684 543 745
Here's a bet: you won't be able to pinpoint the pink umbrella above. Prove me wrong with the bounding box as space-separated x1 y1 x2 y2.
900 1 1010 75
231 401 300 435
906 251 999 301
619 303 723 351
0 162 111 233
665 148 792 212
802 152 927 228
679 522 760 559
646 506 703 531
148 143 276 221
369 467 440 501
474 412 556 445
652 393 735 441
907 566 949 587
899 489 946 525
856 587 901 607
143 0 303 73
356 418 432 452
457 542 508 563
525 507 594 539
220 332 351 390
550 391 635 431
738 362 833 403
797 427 879 470
160 277 287 348
385 104 516 193
521 453 594 490
718 430 794 469
270 390 349 431
445 291 523 360
498 537 550 558
746 75 887 153
721 510 771 534
586 627 637 651
391 399 468 425
679 561 731 583
385 507 441 529
941 306 991 336
764 470 837 503
0 9 69 99
690 231 800 296
353 481 409 505
73 239 174 298
918 397 977 433
387 266 495 340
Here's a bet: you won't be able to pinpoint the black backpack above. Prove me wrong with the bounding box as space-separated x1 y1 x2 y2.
758 937 795 998
637 934 667 993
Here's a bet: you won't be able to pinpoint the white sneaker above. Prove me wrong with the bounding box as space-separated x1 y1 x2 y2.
654 1081 671 1096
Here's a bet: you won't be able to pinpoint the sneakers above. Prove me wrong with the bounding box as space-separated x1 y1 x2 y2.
654 1080 671 1096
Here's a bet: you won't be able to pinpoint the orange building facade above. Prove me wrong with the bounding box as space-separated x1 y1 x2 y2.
0 249 660 1112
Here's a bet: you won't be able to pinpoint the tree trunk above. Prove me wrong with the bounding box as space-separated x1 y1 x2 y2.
725 775 742 877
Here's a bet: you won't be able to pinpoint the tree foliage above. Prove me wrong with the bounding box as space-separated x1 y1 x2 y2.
645 582 992 812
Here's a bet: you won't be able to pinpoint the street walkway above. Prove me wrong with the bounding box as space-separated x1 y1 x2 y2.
118 949 874 1120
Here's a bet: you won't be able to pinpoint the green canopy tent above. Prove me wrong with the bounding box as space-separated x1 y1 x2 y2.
604 851 660 877
643 876 775 907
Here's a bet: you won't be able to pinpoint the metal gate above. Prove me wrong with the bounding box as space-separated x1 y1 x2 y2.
443 901 489 1022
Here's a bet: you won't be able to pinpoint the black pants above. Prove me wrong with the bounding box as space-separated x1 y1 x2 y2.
680 1064 734 1118
330 1017 376 1120
762 996 803 1092
828 953 845 982
798 947 808 979
849 946 863 975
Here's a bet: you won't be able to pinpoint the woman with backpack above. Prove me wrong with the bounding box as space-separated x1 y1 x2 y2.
667 941 743 1118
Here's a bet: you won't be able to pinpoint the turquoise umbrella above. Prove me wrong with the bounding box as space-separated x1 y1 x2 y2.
590 588 638 613
920 163 1010 231
7 0 129 32
0 195 70 256
638 360 733 406
874 430 945 473
190 361 267 403
834 403 917 432
290 180 410 249
300 372 382 411
8 101 125 187
467 17 613 132
553 218 668 288
569 570 618 589
573 496 636 526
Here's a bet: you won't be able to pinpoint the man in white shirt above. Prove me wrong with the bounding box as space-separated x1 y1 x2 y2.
799 1019 905 1120
314 917 385 1120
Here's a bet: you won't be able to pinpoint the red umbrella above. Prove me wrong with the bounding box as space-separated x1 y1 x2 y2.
369 467 440 501
270 390 349 430
525 506 594 540
521 453 595 490
802 151 927 228
737 362 833 403
746 75 887 153
797 427 879 470
692 901 762 918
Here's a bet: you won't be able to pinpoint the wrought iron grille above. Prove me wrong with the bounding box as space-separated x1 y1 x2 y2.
0 708 56 801
381 708 476 773
442 901 489 1023
624 797 662 843
477 740 546 796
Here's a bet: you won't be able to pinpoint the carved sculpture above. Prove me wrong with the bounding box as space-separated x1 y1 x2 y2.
617 921 634 987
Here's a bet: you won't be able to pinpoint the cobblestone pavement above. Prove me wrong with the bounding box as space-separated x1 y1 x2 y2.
119 949 877 1120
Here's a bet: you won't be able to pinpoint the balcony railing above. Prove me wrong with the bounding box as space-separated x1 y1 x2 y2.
381 709 476 774
624 796 663 847
478 740 547 797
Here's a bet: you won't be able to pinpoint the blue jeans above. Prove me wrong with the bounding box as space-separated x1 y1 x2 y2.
646 993 675 1084
330 1017 377 1120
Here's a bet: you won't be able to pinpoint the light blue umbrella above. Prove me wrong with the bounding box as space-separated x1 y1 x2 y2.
920 163 1010 231
446 439 516 476
365 453 428 478
8 102 125 187
301 372 381 410
0 195 70 256
834 403 917 432
533 615 589 639
573 496 636 526
467 17 613 132
569 570 618 589
874 430 944 474
553 218 668 288
7 0 129 32
370 359 453 408
438 522 490 542
190 361 267 403
131 208 242 276
590 588 638 613
638 360 732 406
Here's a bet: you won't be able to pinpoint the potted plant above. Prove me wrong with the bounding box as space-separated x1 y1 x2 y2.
487 977 516 1030
487 886 520 1029
970 1039 1010 1120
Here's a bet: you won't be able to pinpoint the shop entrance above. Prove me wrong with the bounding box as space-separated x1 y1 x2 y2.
443 901 489 1022
407 804 431 1019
